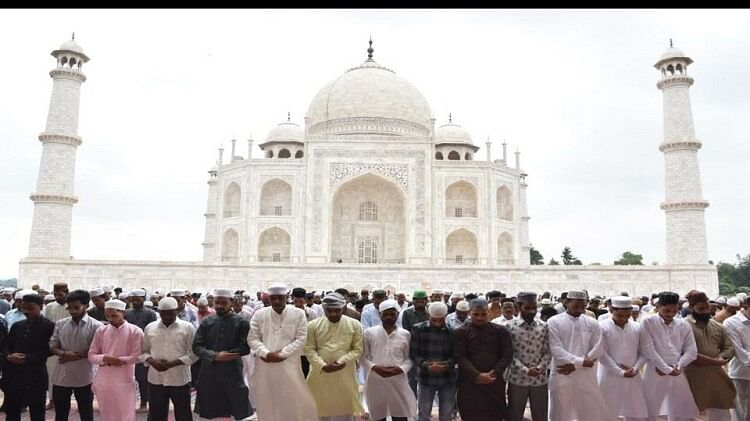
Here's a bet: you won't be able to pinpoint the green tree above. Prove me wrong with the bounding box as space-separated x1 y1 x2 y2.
549 258 560 265
530 245 544 265
614 251 644 265
561 247 582 265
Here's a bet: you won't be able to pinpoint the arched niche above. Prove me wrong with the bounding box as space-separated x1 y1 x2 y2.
259 178 292 216
446 228 477 264
445 180 477 218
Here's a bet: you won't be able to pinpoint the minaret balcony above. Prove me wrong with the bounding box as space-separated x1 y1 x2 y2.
656 75 694 89
30 193 78 205
659 139 702 152
660 200 709 211
38 133 82 146
49 68 86 82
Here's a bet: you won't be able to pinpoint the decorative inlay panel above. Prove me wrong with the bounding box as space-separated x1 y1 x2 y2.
330 163 408 191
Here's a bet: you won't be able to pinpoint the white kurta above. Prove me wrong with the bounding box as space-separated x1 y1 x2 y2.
248 305 318 421
639 315 699 420
597 318 648 419
547 312 615 421
235 308 256 407
362 325 416 420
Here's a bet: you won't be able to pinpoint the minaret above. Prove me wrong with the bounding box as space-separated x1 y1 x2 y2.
518 173 531 265
202 168 219 261
28 35 89 259
655 41 709 265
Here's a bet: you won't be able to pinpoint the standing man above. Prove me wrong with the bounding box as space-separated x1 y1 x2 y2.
486 290 504 321
597 296 648 421
192 288 253 421
141 297 198 421
395 293 410 312
248 283 318 421
43 282 69 411
362 299 416 421
725 295 750 421
454 298 513 421
504 292 550 421
361 289 387 329
88 299 144 421
547 290 612 421
446 300 471 331
125 288 158 415
684 290 736 421
491 298 517 326
410 301 455 421
640 291 699 421
1 293 55 421
398 289 430 397
305 292 365 421
170 289 199 329
715 297 741 324
86 287 108 322
49 289 103 421
5 289 32 329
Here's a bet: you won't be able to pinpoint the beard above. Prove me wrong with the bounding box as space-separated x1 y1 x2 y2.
693 312 711 323
521 313 536 323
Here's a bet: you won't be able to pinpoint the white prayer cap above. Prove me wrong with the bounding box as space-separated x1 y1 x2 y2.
2 287 15 294
432 288 443 295
105 299 127 311
267 283 288 296
44 294 55 301
681 302 689 309
738 292 748 300
611 296 633 309
197 297 209 306
727 297 741 307
144 301 154 308
567 290 588 300
158 297 179 311
321 292 346 308
443 290 452 295
169 289 186 297
653 297 660 305
540 298 552 305
632 305 640 312
129 289 146 297
213 288 234 298
456 300 471 312
428 302 448 318
102 285 114 293
378 299 399 313
89 287 105 297
118 292 128 300
716 296 727 305
15 289 35 299
450 292 464 300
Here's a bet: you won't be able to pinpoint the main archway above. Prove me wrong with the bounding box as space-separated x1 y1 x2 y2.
330 173 406 264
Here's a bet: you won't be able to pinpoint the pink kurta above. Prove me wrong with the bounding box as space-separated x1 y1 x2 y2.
88 321 144 421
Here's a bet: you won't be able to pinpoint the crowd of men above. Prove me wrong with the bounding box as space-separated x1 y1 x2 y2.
0 281 748 421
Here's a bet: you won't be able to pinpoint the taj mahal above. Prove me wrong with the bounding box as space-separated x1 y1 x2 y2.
18 36 719 296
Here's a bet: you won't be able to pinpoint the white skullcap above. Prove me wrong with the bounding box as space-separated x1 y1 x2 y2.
15 289 35 299
158 297 179 311
378 299 399 313
681 302 689 309
2 287 15 294
428 302 448 318
456 300 471 312
727 297 741 307
738 293 748 300
129 289 146 297
321 292 347 308
653 297 660 305
716 296 727 305
443 290 452 295
105 299 127 311
89 287 105 297
118 292 128 300
267 283 288 296
213 288 233 298
567 290 588 300
197 297 209 306
432 289 443 295
102 285 113 293
169 289 186 297
611 296 633 309
44 294 55 300
144 301 154 307
450 292 464 299
540 298 552 305
632 305 640 311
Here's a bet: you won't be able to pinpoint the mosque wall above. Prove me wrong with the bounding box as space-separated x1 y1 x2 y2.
19 259 719 298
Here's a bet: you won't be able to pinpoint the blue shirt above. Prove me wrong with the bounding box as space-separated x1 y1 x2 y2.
360 303 381 329
5 308 26 329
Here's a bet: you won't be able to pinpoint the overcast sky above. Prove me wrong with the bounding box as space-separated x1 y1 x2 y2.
1 9 749 278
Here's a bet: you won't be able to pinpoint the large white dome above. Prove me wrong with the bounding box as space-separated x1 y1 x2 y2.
306 59 432 137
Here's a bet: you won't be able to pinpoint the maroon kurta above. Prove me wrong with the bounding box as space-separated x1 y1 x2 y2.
454 321 514 421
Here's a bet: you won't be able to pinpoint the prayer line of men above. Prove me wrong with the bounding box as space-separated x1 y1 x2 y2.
0 284 748 421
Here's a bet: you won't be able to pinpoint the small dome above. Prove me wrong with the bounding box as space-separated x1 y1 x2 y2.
51 37 90 62
435 121 473 145
654 46 692 68
264 120 303 144
306 59 432 137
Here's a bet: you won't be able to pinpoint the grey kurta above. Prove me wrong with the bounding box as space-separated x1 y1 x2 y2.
192 311 252 419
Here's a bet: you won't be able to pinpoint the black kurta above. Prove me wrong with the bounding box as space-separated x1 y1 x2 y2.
1 316 55 390
192 311 252 419
454 321 514 421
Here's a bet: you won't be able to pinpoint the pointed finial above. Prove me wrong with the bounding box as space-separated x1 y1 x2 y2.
287 111 291 122
669 38 673 48
448 113 452 124
367 36 374 60
72 32 75 40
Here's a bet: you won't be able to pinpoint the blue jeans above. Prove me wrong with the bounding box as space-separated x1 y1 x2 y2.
417 382 456 421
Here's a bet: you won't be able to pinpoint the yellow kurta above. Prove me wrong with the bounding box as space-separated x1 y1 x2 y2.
304 315 365 417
